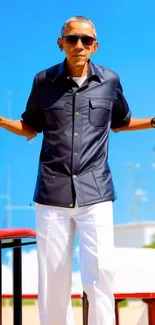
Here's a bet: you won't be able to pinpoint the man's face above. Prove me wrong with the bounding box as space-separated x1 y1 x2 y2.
57 21 98 68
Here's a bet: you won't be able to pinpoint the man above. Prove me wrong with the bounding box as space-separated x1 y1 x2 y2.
0 15 154 325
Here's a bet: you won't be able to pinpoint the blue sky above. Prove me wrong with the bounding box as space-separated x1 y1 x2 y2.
0 1 155 271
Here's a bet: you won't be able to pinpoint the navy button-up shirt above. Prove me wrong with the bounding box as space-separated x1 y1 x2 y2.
21 60 131 207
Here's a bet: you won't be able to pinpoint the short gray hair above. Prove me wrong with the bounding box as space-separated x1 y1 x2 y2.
61 16 97 39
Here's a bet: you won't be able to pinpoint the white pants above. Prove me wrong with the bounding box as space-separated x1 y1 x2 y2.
35 201 115 325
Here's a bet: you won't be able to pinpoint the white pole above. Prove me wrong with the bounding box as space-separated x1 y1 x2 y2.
7 91 12 119
6 165 12 228
128 162 141 223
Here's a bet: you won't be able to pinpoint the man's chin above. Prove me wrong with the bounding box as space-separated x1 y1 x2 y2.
72 58 87 66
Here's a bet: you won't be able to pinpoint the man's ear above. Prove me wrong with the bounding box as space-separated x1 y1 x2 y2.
92 41 99 54
57 37 63 51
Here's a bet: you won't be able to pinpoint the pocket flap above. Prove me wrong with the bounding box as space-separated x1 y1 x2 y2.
45 99 66 110
90 99 112 110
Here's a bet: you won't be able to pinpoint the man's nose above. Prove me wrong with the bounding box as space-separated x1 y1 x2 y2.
74 39 84 49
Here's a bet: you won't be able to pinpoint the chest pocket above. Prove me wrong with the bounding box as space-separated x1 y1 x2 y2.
89 99 112 128
44 99 66 129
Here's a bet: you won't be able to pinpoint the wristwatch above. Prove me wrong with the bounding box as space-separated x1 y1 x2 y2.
151 118 155 128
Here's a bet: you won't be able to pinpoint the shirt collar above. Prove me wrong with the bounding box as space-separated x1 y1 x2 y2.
49 59 104 83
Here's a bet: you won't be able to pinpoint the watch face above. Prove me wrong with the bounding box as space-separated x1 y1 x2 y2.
152 118 155 127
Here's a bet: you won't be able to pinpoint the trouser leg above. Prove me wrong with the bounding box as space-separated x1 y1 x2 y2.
36 203 76 325
75 201 115 325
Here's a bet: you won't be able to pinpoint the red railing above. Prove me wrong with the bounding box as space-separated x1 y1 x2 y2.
1 294 82 299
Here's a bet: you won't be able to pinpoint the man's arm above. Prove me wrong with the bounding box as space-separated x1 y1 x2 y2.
111 79 154 133
21 76 44 136
112 117 152 133
0 116 37 138
0 75 44 139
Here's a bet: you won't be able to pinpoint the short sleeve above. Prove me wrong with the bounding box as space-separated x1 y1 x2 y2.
21 76 43 133
111 80 131 129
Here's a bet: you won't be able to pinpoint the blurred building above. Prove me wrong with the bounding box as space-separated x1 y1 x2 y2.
114 221 155 248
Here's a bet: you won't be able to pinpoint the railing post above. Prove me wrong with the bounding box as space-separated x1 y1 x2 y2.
13 239 22 325
115 299 124 325
82 291 88 325
143 299 155 325
0 241 2 325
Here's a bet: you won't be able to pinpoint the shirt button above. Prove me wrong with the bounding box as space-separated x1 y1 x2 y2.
73 175 77 179
74 132 79 137
75 112 80 116
74 152 78 156
70 204 73 207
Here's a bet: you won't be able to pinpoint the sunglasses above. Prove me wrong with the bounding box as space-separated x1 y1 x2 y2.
62 35 96 46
